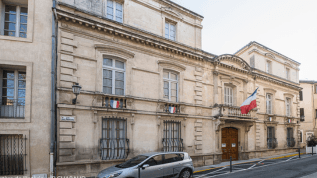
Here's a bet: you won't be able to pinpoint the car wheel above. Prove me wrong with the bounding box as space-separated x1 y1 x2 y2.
179 169 191 178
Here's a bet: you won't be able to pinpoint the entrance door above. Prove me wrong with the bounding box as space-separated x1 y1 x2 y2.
221 127 238 160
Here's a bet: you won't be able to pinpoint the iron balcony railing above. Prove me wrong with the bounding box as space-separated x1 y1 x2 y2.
163 103 180 114
267 138 278 149
0 99 25 118
287 138 295 147
0 134 27 175
103 96 126 109
162 120 183 152
216 105 256 119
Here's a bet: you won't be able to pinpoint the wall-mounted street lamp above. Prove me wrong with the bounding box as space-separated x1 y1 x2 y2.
72 83 82 104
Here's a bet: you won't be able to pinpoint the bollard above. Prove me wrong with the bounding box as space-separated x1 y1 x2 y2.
138 166 141 178
313 146 314 156
299 147 300 158
230 156 232 172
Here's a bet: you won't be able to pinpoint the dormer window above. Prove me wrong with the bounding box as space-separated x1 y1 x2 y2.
165 21 176 41
106 0 123 23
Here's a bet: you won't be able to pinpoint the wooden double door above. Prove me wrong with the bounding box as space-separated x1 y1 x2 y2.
221 127 238 160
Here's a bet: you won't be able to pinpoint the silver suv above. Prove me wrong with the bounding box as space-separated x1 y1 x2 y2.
97 152 194 178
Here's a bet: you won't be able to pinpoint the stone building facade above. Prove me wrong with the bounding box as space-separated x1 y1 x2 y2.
54 0 302 177
0 0 53 177
299 80 317 147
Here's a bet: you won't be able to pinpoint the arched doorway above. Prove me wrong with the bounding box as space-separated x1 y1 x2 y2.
222 127 238 160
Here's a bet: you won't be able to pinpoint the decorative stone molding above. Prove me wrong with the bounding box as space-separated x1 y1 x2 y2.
157 60 186 72
161 7 184 20
213 54 252 72
214 119 225 133
94 44 135 60
245 122 254 132
126 98 135 110
194 119 203 154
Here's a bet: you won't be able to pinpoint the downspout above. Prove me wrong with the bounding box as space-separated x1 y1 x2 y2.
50 0 57 177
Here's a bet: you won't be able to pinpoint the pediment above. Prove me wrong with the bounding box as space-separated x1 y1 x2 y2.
94 44 135 60
215 54 251 71
158 60 186 72
265 53 275 59
162 7 183 20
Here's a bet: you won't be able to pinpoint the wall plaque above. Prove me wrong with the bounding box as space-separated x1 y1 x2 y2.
61 116 75 121
222 143 226 147
232 143 236 147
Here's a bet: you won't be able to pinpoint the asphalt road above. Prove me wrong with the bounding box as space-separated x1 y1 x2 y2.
194 154 317 178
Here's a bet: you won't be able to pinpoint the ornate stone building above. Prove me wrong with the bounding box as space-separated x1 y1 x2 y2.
299 80 317 147
0 0 53 177
54 0 302 177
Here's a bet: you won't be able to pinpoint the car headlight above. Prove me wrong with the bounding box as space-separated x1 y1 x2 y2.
104 171 123 178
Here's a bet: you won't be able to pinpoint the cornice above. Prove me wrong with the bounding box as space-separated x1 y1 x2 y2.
254 73 301 91
56 7 211 62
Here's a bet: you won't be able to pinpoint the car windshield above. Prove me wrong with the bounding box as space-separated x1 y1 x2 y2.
116 155 149 168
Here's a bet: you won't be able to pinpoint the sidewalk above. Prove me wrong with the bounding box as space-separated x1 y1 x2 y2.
194 151 304 173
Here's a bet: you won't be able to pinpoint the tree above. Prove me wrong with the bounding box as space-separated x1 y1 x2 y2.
307 135 317 147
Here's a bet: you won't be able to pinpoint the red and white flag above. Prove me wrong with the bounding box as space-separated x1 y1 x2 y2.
240 88 258 114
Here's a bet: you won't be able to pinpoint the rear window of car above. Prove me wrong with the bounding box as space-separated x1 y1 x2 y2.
164 153 184 163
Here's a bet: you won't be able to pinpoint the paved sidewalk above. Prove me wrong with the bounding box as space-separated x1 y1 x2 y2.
194 151 304 172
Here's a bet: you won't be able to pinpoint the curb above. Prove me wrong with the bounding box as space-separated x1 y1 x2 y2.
193 153 307 174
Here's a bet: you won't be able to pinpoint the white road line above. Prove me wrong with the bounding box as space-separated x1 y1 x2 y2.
286 156 297 161
194 167 227 178
248 160 264 169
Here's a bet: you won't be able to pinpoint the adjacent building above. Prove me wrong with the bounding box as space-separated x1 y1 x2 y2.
55 0 302 177
299 80 317 147
0 0 53 177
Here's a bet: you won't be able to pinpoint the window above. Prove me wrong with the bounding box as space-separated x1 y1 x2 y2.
315 85 317 94
286 68 290 80
2 5 28 38
300 130 303 143
163 71 178 102
286 98 291 116
164 153 184 164
106 0 123 23
250 55 255 68
315 109 317 118
162 120 183 152
266 94 272 114
144 155 163 166
1 70 25 118
103 58 125 95
299 91 303 101
266 61 271 73
287 128 295 147
224 86 233 106
0 134 27 175
300 108 305 121
267 127 277 149
165 21 176 41
100 117 129 160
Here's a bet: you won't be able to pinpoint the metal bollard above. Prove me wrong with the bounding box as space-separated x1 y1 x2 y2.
299 147 300 158
230 156 232 172
313 146 314 156
138 166 141 178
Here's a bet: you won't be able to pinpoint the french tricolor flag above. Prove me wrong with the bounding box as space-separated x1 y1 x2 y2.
169 107 176 113
240 88 258 114
110 100 120 109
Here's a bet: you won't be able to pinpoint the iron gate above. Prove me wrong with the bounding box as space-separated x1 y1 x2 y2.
162 120 183 152
0 134 27 175
100 117 129 160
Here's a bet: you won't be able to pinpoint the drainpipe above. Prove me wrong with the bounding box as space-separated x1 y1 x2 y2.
50 0 57 177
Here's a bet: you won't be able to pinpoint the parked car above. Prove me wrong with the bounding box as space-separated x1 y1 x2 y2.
97 152 194 178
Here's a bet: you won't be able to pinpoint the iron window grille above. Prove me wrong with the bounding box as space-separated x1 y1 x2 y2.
100 117 129 160
162 120 183 152
0 134 27 175
267 127 277 149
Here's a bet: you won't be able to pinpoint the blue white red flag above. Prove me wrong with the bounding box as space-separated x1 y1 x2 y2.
240 88 258 114
169 107 176 113
110 100 120 108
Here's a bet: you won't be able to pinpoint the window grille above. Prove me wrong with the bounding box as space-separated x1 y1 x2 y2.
0 134 27 175
287 128 295 147
100 117 129 160
267 127 277 149
224 86 233 106
163 71 178 102
1 70 26 118
266 94 272 114
162 120 183 152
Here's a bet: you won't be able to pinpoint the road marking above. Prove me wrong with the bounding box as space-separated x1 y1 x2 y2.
286 156 297 161
248 160 264 169
195 167 227 178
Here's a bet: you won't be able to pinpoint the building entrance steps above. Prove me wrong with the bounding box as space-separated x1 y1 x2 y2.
194 151 306 173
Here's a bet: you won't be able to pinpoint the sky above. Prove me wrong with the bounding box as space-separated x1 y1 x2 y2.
172 0 317 80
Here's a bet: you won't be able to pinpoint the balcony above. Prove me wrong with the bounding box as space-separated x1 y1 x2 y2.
0 99 25 118
267 138 278 149
103 96 127 109
300 116 305 122
157 100 186 116
212 104 256 119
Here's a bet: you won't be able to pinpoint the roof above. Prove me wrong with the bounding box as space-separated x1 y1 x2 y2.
161 0 204 18
299 80 317 84
234 41 301 65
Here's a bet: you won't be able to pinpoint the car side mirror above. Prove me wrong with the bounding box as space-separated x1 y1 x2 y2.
142 164 149 169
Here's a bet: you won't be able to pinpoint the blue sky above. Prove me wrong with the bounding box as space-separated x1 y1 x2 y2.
172 0 317 80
